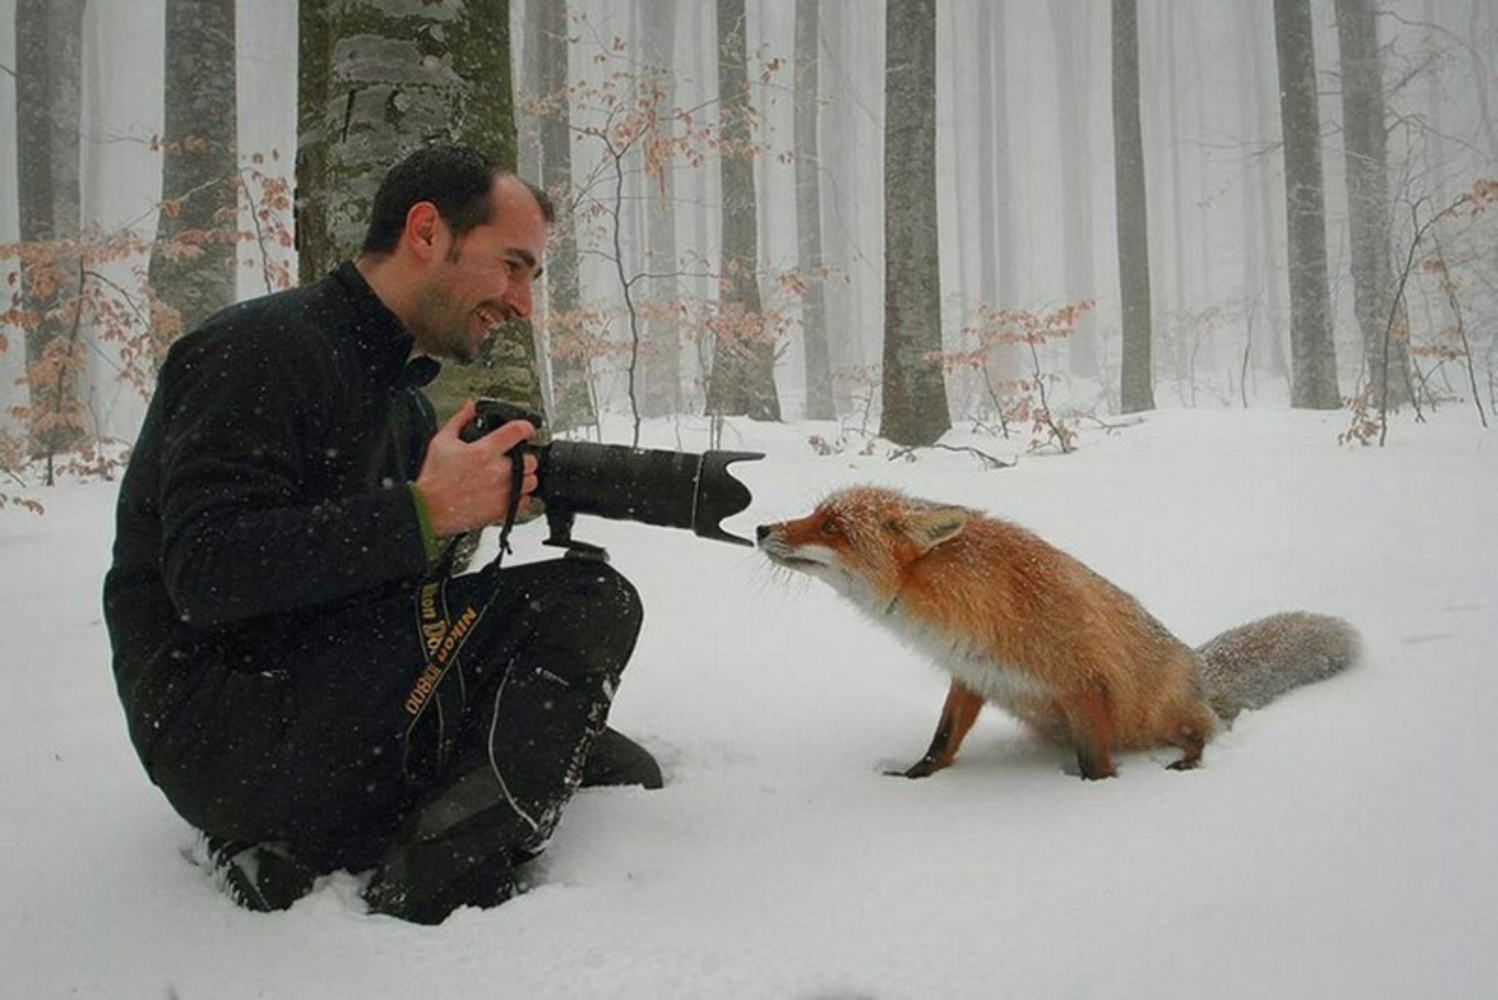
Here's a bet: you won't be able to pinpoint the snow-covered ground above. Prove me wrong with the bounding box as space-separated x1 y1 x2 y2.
4 408 1494 999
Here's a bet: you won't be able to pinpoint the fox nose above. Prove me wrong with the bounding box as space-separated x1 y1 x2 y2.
755 524 771 542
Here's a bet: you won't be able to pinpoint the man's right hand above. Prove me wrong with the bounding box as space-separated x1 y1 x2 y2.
414 399 539 538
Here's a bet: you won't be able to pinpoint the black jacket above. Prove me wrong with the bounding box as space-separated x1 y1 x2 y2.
104 263 438 773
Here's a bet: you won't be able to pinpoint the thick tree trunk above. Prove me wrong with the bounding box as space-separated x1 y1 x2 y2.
1112 0 1156 413
295 0 540 419
149 0 239 345
879 0 949 446
1274 0 1342 409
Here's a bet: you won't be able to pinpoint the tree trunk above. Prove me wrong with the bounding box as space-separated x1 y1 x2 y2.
1112 0 1156 413
295 0 541 419
816 0 864 417
640 0 683 420
149 0 239 347
14 0 86 459
879 0 949 446
794 0 833 421
1274 0 1342 409
533 0 593 431
1050 0 1099 378
707 0 781 421
1335 0 1410 407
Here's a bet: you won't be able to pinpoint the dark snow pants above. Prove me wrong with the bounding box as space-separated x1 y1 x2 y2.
149 556 645 895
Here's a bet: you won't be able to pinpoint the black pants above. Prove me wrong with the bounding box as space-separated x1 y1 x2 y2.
152 557 643 876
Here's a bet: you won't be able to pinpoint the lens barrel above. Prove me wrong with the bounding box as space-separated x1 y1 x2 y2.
539 441 761 546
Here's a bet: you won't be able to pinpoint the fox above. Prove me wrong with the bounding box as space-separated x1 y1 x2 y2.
756 485 1359 780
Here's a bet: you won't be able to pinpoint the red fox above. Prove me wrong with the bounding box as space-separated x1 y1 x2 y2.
756 486 1359 780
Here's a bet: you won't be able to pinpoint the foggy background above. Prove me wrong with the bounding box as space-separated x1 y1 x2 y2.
1 0 1494 445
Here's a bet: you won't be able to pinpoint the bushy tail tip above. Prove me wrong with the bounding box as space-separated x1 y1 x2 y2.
1196 612 1360 722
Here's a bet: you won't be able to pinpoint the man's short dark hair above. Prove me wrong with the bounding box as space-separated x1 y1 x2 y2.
361 144 555 255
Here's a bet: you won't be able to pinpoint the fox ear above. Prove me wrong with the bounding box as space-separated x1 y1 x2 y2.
904 506 970 554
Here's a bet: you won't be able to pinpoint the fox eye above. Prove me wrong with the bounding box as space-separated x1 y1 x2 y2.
820 518 841 537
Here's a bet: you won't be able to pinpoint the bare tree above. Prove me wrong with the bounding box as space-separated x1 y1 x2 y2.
880 0 949 446
14 0 86 457
148 0 238 344
1274 0 1342 409
638 0 684 420
707 0 781 421
1335 0 1411 407
1112 0 1156 413
1050 0 1099 378
794 0 833 421
533 0 593 431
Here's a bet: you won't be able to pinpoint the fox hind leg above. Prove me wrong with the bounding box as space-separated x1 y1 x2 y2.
891 679 984 779
1061 683 1117 780
1165 702 1213 771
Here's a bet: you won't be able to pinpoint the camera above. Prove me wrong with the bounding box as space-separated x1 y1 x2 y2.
461 399 763 554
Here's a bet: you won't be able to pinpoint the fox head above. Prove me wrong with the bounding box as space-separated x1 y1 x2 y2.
756 486 973 606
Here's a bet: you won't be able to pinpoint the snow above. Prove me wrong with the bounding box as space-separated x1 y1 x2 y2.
4 408 1496 999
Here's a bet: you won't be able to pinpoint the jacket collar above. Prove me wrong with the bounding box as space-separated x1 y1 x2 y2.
329 261 440 390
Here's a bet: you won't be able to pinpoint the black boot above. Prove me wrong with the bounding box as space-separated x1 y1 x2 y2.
367 656 618 923
581 727 664 789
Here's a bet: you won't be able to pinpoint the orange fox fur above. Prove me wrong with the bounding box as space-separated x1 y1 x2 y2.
757 486 1359 780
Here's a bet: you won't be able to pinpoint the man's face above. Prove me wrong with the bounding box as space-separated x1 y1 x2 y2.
410 175 547 363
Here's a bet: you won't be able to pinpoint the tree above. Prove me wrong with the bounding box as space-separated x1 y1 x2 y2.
638 0 684 421
1274 0 1342 409
1335 0 1411 408
148 0 239 347
1049 0 1099 379
1112 0 1156 413
13 0 86 457
880 0 949 446
794 0 833 421
706 0 781 421
532 0 594 431
294 0 543 417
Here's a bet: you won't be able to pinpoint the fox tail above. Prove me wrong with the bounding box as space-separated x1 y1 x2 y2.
1196 612 1360 722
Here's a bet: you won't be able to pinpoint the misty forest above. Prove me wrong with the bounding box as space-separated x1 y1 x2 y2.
1 0 1495 502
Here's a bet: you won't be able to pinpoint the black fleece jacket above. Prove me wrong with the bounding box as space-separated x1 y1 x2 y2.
104 263 439 771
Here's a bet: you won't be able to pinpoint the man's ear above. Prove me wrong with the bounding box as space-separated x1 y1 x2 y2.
404 201 443 261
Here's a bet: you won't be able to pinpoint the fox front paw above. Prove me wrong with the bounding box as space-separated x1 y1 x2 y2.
886 757 943 779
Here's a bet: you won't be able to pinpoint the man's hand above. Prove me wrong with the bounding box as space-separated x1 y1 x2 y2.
415 399 539 538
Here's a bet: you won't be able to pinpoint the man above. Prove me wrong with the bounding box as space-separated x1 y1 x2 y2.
104 145 660 924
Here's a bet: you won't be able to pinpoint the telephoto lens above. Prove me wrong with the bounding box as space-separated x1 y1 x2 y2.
462 400 762 548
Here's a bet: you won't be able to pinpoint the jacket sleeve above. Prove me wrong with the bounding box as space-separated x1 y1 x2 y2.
154 322 431 628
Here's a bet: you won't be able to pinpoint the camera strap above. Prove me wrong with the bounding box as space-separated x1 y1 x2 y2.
399 452 527 781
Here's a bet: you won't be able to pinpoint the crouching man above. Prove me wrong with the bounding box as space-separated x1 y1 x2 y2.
104 145 659 924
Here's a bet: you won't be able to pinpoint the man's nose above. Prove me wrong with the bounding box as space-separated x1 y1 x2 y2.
503 275 533 321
